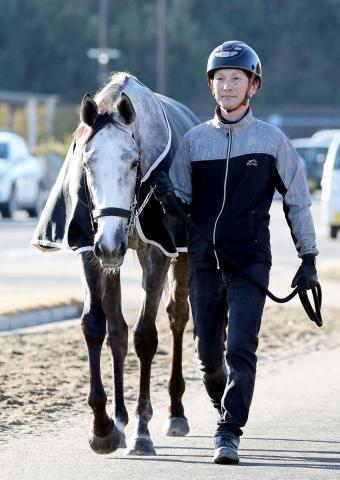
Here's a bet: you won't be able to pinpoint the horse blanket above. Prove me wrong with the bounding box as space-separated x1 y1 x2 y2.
31 93 200 257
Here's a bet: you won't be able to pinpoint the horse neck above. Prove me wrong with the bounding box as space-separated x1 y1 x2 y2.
125 79 169 174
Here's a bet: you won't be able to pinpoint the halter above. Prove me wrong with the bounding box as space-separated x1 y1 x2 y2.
92 207 130 220
81 113 144 236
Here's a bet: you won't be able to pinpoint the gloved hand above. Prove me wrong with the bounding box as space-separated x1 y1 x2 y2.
153 172 179 215
291 254 318 290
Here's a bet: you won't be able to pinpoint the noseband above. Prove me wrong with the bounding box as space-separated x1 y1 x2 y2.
92 207 131 220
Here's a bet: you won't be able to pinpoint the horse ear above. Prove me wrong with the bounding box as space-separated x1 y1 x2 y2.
117 93 136 125
80 93 98 127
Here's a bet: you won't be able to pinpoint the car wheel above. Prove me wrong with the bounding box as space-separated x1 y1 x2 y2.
330 225 338 239
1 186 18 218
9 186 19 218
27 186 45 217
0 203 11 218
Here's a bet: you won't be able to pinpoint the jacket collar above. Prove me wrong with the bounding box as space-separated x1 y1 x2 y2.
210 106 254 132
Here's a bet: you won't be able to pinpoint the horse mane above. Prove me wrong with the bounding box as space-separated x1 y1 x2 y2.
73 71 131 141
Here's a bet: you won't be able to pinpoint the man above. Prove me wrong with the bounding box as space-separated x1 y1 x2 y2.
154 40 318 464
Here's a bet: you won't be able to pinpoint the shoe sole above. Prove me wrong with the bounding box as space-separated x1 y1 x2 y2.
213 449 239 465
214 456 239 465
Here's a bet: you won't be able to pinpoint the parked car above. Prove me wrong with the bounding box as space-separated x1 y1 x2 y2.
321 132 340 238
311 128 340 145
291 137 329 192
0 131 44 218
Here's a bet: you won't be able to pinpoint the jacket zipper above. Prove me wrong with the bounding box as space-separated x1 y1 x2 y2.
213 127 232 269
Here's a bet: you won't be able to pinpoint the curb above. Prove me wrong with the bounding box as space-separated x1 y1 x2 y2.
0 302 82 333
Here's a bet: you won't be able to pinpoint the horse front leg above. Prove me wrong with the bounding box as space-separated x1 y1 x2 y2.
79 252 120 454
103 270 129 448
163 253 190 437
126 245 171 455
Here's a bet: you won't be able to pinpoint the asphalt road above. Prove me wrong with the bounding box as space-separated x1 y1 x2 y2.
0 214 143 314
0 194 339 315
1 342 339 479
1 193 338 267
1 197 339 479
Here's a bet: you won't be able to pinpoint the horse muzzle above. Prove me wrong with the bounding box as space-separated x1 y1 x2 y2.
94 233 128 268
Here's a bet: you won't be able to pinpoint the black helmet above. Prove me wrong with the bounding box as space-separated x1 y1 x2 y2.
207 40 262 87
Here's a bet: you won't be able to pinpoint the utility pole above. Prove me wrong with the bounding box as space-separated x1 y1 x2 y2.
98 0 108 86
156 0 166 94
87 0 121 88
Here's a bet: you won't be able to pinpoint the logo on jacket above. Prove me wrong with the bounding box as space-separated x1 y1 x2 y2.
246 159 258 166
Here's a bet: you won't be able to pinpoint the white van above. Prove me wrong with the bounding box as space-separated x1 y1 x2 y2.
291 137 329 191
321 132 340 238
311 128 340 145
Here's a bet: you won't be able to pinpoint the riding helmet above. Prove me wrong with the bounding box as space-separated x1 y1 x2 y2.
206 40 262 88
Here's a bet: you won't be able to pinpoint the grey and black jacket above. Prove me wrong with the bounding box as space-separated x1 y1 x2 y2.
170 108 318 270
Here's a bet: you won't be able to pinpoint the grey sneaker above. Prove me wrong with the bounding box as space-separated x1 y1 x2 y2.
213 434 240 464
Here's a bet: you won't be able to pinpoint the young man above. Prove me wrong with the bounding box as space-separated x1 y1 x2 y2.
155 40 318 464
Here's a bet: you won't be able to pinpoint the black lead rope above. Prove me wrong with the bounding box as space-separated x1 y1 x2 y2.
170 201 323 327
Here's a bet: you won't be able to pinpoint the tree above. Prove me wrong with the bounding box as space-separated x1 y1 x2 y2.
1 0 340 108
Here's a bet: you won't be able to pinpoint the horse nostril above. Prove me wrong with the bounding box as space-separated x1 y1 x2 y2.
94 242 103 258
118 241 126 257
94 237 126 261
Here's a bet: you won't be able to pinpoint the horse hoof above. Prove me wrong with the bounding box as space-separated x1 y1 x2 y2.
114 420 127 448
88 419 121 454
118 431 127 449
163 416 190 437
126 437 156 455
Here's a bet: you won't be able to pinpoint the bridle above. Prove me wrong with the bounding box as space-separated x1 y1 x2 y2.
80 113 143 236
92 207 131 220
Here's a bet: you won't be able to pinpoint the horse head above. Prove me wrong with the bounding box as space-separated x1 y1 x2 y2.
80 92 139 268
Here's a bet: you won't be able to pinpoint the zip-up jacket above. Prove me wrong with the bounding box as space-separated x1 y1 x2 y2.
169 108 318 270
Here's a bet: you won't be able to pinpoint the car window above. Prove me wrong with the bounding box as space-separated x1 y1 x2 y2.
295 147 327 165
0 142 9 159
334 147 340 170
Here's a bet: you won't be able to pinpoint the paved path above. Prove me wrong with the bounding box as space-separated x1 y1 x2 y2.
1 196 339 329
1 346 339 479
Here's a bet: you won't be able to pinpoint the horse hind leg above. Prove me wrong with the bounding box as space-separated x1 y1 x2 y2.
79 252 120 454
103 269 129 449
163 253 190 437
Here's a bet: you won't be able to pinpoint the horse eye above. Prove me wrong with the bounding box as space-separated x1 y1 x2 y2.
131 160 140 169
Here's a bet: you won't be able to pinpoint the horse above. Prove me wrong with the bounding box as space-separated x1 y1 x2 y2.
32 72 200 455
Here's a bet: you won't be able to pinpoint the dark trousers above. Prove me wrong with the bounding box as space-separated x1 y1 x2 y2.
189 262 270 437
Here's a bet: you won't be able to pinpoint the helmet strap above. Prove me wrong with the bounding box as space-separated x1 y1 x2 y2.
242 71 256 106
224 100 248 113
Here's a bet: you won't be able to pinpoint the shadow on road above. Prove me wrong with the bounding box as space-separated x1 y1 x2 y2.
108 436 340 470
247 436 340 444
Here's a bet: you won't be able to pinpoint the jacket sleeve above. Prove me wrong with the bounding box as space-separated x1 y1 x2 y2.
275 133 319 258
169 132 192 204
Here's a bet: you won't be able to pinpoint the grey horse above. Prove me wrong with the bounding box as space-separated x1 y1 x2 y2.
32 73 200 455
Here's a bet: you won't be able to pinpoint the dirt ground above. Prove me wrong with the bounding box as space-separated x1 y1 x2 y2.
1 302 340 443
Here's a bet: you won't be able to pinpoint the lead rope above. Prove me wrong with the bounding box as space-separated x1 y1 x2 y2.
126 186 156 236
170 201 323 327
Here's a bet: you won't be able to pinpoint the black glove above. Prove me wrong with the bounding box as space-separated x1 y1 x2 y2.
291 254 318 290
153 172 179 215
